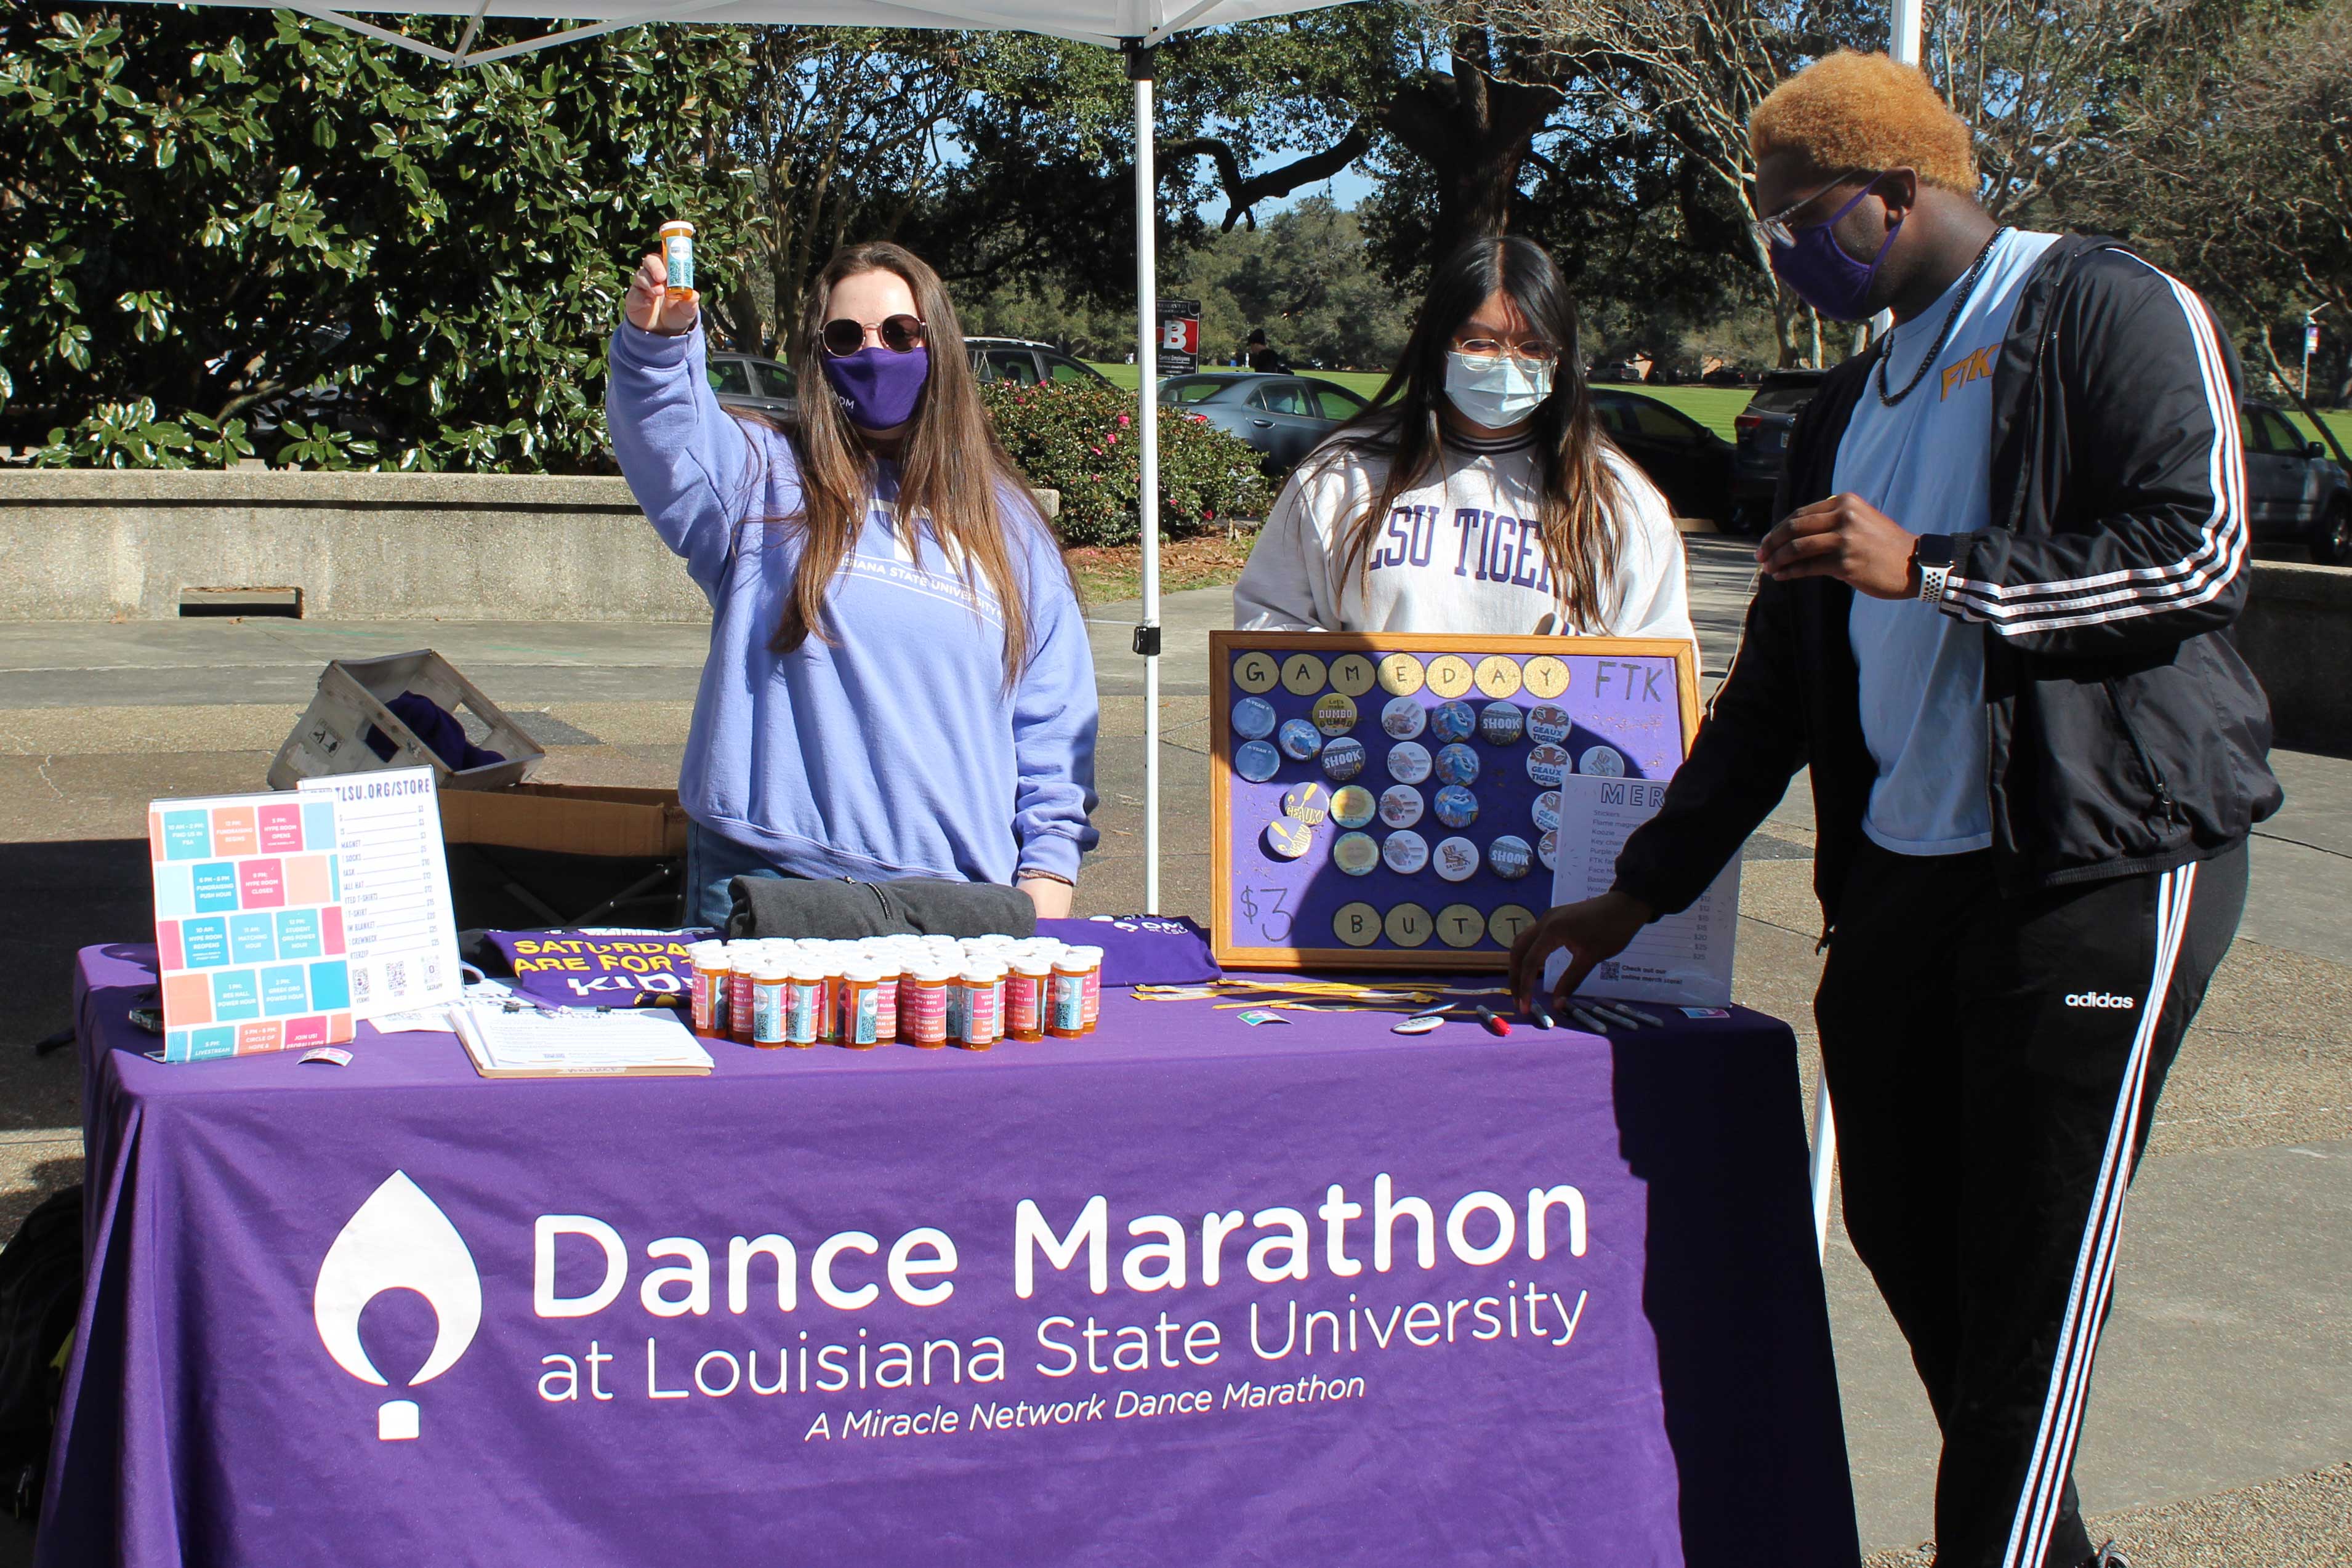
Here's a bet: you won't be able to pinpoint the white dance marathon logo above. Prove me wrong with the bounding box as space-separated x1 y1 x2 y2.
314 1171 483 1441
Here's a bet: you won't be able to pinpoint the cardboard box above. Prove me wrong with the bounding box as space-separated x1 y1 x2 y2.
438 784 688 859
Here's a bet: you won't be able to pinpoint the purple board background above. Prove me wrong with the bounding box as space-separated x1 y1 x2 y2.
49 946 1856 1568
1219 641 1687 961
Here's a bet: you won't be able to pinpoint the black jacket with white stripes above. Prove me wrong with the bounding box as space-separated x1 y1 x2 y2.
1615 233 2282 931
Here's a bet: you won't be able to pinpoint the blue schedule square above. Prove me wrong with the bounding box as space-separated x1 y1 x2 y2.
275 909 323 960
187 1026 238 1061
152 864 196 921
191 862 240 914
228 912 276 966
210 970 260 1021
260 965 309 1017
180 917 232 970
302 801 337 853
161 810 212 861
307 960 351 1012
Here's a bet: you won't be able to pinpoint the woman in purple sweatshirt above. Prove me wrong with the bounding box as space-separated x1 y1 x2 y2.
608 239 1100 926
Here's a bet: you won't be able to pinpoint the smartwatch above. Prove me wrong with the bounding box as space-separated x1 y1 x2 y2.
1912 533 1956 605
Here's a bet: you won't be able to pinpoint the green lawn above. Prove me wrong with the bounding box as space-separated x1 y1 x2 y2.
1086 363 1753 439
2286 409 2352 452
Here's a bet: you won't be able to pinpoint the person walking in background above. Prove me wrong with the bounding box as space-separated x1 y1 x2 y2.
1512 52 2278 1568
1244 328 1293 374
608 239 1098 927
1233 234 1692 644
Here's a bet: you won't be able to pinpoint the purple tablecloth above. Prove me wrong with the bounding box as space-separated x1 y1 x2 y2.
44 944 1857 1567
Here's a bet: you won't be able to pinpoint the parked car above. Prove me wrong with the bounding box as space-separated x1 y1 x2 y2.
707 352 795 421
1590 387 1734 525
1728 369 1826 535
967 337 1114 389
1159 372 1369 472
2241 400 2352 565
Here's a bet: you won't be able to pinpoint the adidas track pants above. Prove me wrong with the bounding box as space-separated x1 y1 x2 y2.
1816 838 2247 1568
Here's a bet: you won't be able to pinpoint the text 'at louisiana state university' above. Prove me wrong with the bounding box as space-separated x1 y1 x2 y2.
525 1175 1595 1443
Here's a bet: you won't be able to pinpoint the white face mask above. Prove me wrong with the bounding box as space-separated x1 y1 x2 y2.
1443 350 1554 429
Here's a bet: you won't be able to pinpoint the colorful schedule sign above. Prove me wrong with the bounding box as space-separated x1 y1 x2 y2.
150 791 354 1061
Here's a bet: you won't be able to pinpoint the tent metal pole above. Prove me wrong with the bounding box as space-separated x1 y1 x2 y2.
1128 43 1162 915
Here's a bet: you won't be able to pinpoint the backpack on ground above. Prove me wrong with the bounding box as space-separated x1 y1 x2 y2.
0 1185 84 1521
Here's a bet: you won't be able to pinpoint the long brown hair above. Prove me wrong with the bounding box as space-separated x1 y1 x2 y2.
1325 235 1626 632
758 242 1050 684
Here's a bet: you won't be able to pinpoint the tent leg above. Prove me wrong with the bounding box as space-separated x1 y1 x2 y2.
1809 1071 1837 1263
1130 57 1162 915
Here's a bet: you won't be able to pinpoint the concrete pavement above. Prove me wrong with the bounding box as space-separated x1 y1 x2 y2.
0 536 2343 1562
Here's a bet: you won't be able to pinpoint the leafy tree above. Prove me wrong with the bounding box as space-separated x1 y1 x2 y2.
0 6 751 468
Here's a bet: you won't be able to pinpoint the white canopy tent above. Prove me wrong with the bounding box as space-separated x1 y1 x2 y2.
161 0 1361 920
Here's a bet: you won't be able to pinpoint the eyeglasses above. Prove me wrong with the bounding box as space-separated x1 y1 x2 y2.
821 314 925 357
1750 169 1878 249
1452 337 1561 368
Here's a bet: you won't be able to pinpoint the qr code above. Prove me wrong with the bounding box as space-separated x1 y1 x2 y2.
1596 960 1621 981
385 959 409 998
351 966 373 1005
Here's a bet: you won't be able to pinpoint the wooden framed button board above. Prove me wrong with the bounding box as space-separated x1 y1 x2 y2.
1211 632 1703 971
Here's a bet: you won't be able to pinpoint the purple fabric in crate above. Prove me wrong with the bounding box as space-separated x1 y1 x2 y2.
364 691 505 771
1036 915 1218 986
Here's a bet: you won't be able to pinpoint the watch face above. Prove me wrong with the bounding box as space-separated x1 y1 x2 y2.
1915 534 1957 568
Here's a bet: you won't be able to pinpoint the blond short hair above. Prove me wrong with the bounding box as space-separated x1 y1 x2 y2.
1750 50 1978 196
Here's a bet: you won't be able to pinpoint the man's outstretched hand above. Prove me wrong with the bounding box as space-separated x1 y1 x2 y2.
1509 891 1654 1011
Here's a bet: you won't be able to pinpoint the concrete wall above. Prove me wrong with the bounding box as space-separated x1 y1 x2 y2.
2239 560 2352 755
0 470 710 621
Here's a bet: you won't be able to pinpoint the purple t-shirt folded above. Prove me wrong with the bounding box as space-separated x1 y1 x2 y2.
366 691 505 772
1036 915 1218 987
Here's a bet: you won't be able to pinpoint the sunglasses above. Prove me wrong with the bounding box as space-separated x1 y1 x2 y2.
822 314 926 357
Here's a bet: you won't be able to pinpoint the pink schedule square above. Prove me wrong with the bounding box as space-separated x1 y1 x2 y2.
238 859 286 909
256 803 305 853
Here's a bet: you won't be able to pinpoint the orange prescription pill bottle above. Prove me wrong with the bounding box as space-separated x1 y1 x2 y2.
837 964 880 1049
1047 952 1087 1039
727 944 757 1045
904 962 952 1047
873 957 903 1044
659 220 696 304
749 955 788 1048
956 965 1001 1050
1070 946 1104 1034
784 960 824 1047
1006 959 1051 1043
688 941 729 1036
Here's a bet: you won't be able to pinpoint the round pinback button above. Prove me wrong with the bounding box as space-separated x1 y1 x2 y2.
1235 740 1281 782
1278 718 1324 762
1527 704 1573 746
1522 656 1570 699
1435 742 1480 787
1430 700 1476 744
1532 789 1562 832
1282 782 1330 824
1333 831 1380 875
1537 830 1558 870
1579 744 1625 777
1391 1013 1446 1035
1425 654 1474 699
1380 696 1427 740
1232 651 1280 694
1280 653 1328 696
1489 835 1532 879
1231 696 1277 741
1379 785 1425 829
1382 830 1429 874
1333 901 1382 947
1313 692 1359 736
1479 701 1524 746
1320 736 1367 782
1473 655 1523 699
1331 784 1378 828
1383 901 1433 946
1265 818 1314 859
1387 741 1432 784
1376 653 1425 696
1527 744 1569 788
1434 784 1479 829
1434 835 1480 882
1489 903 1537 946
1330 653 1377 697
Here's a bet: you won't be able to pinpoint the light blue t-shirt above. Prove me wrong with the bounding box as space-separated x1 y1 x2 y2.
1837 228 2059 856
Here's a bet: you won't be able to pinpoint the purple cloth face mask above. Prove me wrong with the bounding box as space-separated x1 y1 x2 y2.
822 345 930 430
1768 183 1899 323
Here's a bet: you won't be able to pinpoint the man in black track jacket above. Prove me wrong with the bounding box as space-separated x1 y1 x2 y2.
1512 52 2280 1568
